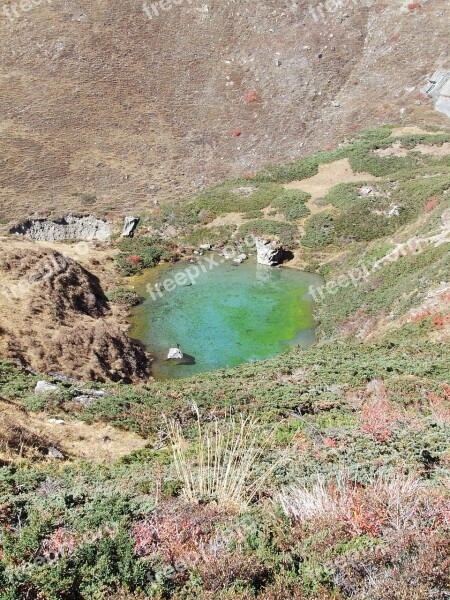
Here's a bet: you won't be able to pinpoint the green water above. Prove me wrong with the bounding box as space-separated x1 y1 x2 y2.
129 258 322 379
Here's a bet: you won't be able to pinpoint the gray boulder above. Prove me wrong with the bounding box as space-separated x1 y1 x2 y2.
255 238 284 266
35 381 59 395
122 216 140 237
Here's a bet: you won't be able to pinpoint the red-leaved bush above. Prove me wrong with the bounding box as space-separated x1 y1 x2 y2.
126 254 142 265
233 129 242 137
42 527 77 561
362 394 400 443
244 91 258 103
425 197 439 212
407 2 422 10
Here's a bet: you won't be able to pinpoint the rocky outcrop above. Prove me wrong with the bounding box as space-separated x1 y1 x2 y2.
10 215 112 242
168 348 183 360
0 248 149 382
122 216 140 237
255 238 284 266
423 71 450 119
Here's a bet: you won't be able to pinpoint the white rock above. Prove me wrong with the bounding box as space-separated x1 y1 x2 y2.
122 216 140 237
199 244 212 250
233 254 247 264
255 238 284 266
48 447 65 460
48 418 65 425
168 348 184 360
35 381 59 395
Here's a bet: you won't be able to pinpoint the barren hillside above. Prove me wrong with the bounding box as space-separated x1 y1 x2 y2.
0 0 449 219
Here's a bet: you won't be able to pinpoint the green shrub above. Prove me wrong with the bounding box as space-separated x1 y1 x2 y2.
107 287 141 307
115 237 171 275
301 213 335 248
237 219 300 246
193 181 282 216
181 225 234 247
272 189 311 220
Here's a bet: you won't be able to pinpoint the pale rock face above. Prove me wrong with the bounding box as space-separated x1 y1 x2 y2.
122 216 140 237
423 71 450 119
35 381 59 395
168 348 184 360
11 215 112 242
255 238 284 266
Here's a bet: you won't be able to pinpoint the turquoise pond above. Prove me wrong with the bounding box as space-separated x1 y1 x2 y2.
129 258 322 380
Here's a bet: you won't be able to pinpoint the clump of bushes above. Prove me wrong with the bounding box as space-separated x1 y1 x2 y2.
193 180 282 217
237 219 299 246
271 189 311 220
301 212 335 247
115 236 172 275
107 287 141 307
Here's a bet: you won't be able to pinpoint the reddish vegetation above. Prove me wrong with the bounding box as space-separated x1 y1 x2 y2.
412 309 432 321
244 91 258 103
425 197 439 212
427 386 450 425
233 129 242 137
42 528 77 560
362 391 401 443
432 314 450 329
126 254 142 265
407 2 422 10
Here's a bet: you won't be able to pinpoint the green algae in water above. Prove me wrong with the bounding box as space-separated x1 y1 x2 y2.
129 259 322 379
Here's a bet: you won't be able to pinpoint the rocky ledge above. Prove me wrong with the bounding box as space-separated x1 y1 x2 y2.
10 215 112 242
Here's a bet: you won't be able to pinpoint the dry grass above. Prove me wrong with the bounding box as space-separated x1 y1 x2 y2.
165 406 285 511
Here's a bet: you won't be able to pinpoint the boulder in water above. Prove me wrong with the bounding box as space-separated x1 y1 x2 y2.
168 348 184 360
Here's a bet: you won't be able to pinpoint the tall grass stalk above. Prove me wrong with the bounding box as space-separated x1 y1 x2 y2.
165 406 284 511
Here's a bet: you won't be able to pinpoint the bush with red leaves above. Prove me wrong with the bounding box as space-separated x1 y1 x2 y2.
362 393 401 443
408 2 422 10
233 129 242 137
244 91 258 103
42 528 77 561
424 197 439 212
126 254 142 265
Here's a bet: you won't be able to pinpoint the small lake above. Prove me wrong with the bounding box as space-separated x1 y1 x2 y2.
129 257 322 380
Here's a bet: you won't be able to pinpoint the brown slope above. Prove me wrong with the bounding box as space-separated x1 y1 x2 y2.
0 0 449 220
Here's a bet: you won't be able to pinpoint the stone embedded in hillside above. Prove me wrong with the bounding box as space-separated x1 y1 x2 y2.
122 216 140 237
255 238 284 266
35 381 59 395
423 71 450 118
10 215 112 242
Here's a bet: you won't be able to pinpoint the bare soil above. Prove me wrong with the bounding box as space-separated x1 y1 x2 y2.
0 397 147 464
